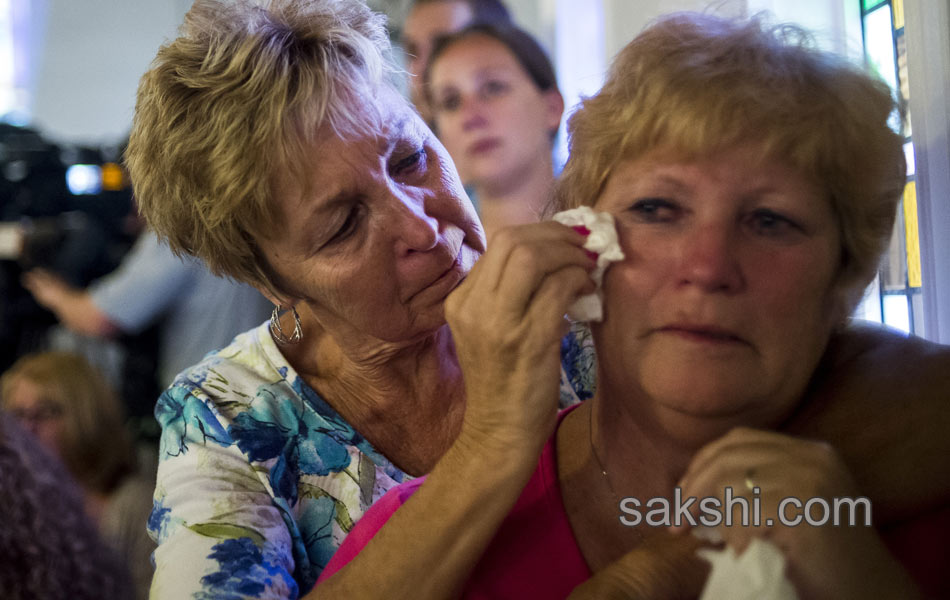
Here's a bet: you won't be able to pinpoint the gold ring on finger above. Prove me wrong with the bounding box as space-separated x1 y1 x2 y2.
744 468 758 492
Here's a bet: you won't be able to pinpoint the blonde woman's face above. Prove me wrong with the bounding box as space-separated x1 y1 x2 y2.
3 377 64 457
429 35 562 191
592 144 842 427
257 88 486 346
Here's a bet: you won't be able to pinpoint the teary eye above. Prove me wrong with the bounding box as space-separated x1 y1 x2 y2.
746 209 803 238
628 198 680 223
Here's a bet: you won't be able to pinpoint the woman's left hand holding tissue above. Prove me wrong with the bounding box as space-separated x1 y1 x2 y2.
674 428 919 599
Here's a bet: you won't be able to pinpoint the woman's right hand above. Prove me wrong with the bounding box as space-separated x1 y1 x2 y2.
445 221 597 455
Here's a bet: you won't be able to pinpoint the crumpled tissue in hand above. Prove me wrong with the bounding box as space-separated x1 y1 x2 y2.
697 536 799 600
551 206 625 322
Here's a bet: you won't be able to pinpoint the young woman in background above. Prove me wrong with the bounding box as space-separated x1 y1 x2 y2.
426 24 564 240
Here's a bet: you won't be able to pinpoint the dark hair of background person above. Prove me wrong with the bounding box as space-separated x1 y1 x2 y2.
0 414 132 599
414 0 511 25
426 22 559 97
0 351 138 495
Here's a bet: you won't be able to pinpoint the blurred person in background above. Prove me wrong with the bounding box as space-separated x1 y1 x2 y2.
426 23 563 240
21 227 271 389
0 409 132 599
2 351 156 600
402 0 511 124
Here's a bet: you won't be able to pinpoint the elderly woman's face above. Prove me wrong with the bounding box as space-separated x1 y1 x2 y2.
259 88 485 344
592 144 842 425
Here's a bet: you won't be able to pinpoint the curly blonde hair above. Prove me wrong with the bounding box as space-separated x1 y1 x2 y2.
126 0 391 293
556 12 905 312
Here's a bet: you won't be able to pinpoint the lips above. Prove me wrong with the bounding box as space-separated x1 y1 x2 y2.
406 246 465 304
468 138 501 156
657 324 748 345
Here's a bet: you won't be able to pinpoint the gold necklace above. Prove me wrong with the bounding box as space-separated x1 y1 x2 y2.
587 401 645 542
588 400 619 500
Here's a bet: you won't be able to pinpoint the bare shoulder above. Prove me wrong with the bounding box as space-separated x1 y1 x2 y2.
829 321 950 369
786 321 950 521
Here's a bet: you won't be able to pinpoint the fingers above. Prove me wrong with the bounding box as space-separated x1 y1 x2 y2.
446 222 601 455
672 427 863 559
458 222 595 318
679 428 846 504
447 222 597 349
679 428 786 488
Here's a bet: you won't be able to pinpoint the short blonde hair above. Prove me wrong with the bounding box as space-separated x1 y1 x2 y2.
0 352 137 494
126 0 390 292
556 12 905 311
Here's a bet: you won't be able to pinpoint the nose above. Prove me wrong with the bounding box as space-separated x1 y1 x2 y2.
391 193 440 255
675 225 745 293
459 95 488 132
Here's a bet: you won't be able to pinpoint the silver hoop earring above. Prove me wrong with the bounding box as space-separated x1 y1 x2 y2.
270 305 303 345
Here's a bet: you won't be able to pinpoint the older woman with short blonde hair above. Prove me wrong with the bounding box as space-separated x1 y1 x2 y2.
127 1 392 294
126 0 594 597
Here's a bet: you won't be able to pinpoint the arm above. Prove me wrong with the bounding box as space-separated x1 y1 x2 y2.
85 230 198 334
21 268 121 337
309 223 597 599
313 432 545 598
22 231 197 338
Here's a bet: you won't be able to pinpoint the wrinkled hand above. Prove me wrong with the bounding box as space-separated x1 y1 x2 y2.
569 532 711 599
445 222 596 454
674 428 919 599
21 268 77 311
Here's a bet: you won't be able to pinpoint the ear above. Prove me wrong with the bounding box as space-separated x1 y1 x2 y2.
542 89 565 134
252 283 298 310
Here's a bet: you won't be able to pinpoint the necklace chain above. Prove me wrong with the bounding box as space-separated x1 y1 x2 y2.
588 401 619 500
587 401 645 543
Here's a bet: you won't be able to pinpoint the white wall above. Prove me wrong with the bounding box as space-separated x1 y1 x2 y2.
29 0 190 146
28 0 851 147
905 0 950 343
603 0 742 61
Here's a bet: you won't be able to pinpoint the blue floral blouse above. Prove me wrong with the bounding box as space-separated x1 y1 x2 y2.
148 321 595 599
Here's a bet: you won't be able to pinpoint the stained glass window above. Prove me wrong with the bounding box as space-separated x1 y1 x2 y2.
862 0 888 11
854 0 923 335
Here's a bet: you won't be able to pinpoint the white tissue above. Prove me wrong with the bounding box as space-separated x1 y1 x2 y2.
697 537 799 600
552 207 625 322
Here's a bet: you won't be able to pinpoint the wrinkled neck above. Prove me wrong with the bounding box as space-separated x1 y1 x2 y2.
284 321 466 476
